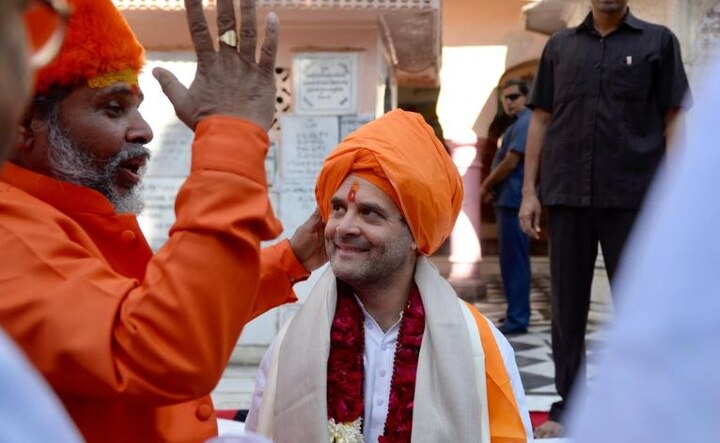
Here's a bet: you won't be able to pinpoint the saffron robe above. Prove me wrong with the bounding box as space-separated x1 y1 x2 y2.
0 116 306 442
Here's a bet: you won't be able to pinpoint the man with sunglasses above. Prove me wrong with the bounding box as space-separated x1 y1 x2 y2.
519 0 690 438
0 0 326 441
480 79 532 336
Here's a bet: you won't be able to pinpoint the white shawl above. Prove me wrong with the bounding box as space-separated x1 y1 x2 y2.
258 257 491 443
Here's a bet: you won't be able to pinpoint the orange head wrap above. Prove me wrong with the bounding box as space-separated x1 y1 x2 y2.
32 0 144 95
315 109 464 256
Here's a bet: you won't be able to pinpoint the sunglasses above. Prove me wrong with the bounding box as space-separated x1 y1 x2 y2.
504 93 523 102
23 0 72 69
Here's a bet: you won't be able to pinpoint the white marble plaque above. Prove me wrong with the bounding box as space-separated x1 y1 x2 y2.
339 114 374 140
293 52 358 115
139 54 197 178
137 177 185 251
266 142 278 188
280 116 339 182
269 189 280 215
278 182 317 239
145 121 193 177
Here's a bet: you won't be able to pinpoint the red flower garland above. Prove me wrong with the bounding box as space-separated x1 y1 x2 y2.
327 283 425 443
327 283 365 423
379 286 424 443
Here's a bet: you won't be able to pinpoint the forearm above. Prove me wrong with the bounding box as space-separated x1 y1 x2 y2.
665 107 683 152
522 110 550 196
482 153 521 191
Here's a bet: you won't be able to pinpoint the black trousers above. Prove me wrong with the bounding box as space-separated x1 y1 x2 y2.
546 206 638 423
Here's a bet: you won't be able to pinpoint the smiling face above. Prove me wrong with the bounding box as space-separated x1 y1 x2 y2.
18 81 153 213
324 175 417 291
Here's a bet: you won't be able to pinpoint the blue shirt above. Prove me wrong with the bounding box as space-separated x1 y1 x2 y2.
491 108 530 208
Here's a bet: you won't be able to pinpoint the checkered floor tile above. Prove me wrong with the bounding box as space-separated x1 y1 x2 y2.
474 273 610 411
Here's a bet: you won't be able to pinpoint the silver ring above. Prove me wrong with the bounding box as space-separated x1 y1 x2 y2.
218 30 238 48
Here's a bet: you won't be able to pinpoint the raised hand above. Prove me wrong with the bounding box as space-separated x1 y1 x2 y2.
153 0 279 131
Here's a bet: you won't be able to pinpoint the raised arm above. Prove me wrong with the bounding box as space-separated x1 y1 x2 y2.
0 0 285 403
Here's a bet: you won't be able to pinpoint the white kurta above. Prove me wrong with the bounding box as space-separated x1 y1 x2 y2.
361 301 401 443
246 301 533 442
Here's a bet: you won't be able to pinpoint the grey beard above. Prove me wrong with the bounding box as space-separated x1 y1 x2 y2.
42 111 150 214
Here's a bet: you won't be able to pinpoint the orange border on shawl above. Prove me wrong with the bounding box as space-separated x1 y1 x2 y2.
466 302 528 443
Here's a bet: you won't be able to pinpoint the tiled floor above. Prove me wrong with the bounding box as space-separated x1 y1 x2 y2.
476 270 610 412
212 258 613 416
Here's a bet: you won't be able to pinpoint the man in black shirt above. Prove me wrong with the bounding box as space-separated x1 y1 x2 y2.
519 0 690 438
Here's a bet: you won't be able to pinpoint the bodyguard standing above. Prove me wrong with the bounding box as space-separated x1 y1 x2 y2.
519 0 690 437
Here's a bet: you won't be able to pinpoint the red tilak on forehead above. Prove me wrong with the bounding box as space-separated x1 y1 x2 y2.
347 182 360 202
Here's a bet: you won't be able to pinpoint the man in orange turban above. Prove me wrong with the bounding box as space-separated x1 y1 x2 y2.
0 0 325 441
246 109 532 443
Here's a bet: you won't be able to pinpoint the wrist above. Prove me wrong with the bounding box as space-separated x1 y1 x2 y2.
522 186 537 197
281 239 311 283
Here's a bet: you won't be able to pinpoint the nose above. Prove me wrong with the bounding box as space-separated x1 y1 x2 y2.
334 211 360 237
127 109 153 144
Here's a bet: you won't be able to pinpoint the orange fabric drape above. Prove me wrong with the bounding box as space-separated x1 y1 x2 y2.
467 302 528 443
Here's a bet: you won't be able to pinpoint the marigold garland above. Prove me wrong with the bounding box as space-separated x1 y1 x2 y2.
327 283 425 443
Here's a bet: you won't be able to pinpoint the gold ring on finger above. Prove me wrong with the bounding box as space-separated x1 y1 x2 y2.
218 30 238 48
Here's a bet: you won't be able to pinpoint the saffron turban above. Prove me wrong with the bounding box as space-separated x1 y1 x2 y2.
32 0 144 95
315 109 464 256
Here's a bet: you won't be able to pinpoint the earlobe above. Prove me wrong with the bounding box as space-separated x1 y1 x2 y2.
15 125 34 151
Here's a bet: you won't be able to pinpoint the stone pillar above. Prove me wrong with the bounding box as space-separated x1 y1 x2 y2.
445 139 484 298
437 45 508 298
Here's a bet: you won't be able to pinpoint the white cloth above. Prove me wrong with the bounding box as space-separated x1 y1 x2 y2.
216 418 246 436
0 328 81 442
359 300 402 443
252 258 494 442
210 421 271 443
565 52 719 442
246 275 532 442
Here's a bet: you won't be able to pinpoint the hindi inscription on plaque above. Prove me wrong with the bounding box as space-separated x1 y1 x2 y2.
293 52 358 115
